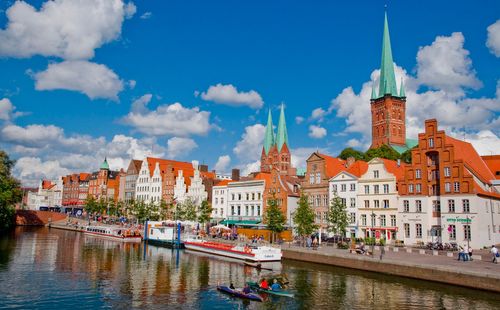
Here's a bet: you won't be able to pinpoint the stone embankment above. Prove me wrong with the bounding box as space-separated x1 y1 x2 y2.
283 245 500 293
15 210 67 226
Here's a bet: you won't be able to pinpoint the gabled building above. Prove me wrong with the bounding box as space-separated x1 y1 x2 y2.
174 161 209 207
264 167 301 228
62 172 90 210
398 119 500 248
124 159 142 204
27 179 62 211
329 159 368 238
369 12 417 153
88 158 121 202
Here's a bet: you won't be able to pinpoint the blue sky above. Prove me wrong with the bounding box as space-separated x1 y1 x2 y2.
0 0 499 186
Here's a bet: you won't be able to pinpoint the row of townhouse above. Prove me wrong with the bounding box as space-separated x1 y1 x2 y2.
26 179 63 210
303 120 500 249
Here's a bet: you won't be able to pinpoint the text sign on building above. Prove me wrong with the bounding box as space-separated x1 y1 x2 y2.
446 218 472 223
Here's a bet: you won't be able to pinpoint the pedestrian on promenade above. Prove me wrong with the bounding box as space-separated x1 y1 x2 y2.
457 246 464 261
491 245 499 264
468 247 473 261
463 245 469 261
312 237 318 248
306 236 312 248
380 245 385 260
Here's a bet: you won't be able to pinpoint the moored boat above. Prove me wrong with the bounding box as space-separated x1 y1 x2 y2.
146 226 184 249
216 285 263 302
184 237 282 262
83 225 142 242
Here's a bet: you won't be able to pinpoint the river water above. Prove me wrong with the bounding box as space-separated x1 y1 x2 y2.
0 227 499 309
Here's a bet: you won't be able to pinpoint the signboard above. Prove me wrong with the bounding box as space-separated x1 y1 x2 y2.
446 218 471 223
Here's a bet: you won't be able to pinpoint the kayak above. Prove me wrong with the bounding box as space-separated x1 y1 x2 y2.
217 285 263 302
247 282 294 298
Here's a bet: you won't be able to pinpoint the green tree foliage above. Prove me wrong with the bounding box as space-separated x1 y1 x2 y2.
293 192 317 238
131 200 149 223
84 196 98 216
364 144 400 161
327 194 349 237
400 149 412 164
0 150 22 230
264 195 286 242
182 198 198 222
338 147 365 160
198 200 212 226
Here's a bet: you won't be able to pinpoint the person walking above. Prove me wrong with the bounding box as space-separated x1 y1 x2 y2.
468 247 473 261
457 246 464 261
379 245 385 260
491 245 499 264
463 245 469 261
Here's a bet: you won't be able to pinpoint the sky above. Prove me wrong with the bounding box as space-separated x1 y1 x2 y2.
0 0 499 186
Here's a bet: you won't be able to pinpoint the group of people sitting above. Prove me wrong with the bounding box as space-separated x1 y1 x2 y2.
229 278 282 294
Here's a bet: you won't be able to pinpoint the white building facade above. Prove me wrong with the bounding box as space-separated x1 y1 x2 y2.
329 172 360 238
174 161 208 207
135 158 162 204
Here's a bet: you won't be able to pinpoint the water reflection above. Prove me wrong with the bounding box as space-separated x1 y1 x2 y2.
0 227 499 310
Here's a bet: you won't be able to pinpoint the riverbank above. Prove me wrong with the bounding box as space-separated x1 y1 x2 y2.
283 245 500 293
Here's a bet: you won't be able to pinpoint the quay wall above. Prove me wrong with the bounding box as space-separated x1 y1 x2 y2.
15 210 67 226
283 249 500 293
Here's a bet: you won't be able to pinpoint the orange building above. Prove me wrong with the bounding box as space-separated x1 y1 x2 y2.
88 158 121 202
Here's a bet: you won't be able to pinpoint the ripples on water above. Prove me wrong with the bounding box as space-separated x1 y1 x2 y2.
0 227 499 309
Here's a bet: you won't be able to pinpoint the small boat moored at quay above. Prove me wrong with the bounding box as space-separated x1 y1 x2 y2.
83 225 142 242
146 226 184 249
184 237 282 262
216 285 263 302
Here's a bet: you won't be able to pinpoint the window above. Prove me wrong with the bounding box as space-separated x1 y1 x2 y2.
323 212 328 221
416 224 422 238
221 198 224 204
390 215 396 227
416 200 422 213
432 200 441 212
371 214 376 226
215 198 218 205
415 169 421 179
257 206 261 216
258 193 261 200
341 198 347 207
449 225 456 240
445 182 451 193
350 198 356 208
309 173 315 184
332 184 337 193
246 193 249 200
448 200 455 213
341 184 347 192
374 200 380 208
364 185 370 194
237 206 241 215
454 182 460 193
383 200 389 208
380 215 386 227
444 167 451 177
403 200 409 212
231 194 235 200
415 184 421 193
323 195 329 206
374 170 379 178
464 225 471 241
350 183 356 191
364 200 370 208
349 213 356 224
409 184 414 193
428 138 434 148
374 185 379 194
316 195 321 207
383 184 389 193
315 212 321 223
231 206 235 215
361 214 367 226
404 223 410 238
463 199 470 213
315 172 321 184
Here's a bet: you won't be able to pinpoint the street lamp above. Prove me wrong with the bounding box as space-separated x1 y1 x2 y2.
371 211 375 255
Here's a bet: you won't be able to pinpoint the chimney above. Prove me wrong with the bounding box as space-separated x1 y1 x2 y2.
232 169 240 181
397 159 401 167
200 164 208 172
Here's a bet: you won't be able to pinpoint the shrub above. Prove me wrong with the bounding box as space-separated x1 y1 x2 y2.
337 241 349 249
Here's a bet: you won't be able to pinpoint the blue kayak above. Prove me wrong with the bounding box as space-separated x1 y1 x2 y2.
247 282 295 298
217 285 263 302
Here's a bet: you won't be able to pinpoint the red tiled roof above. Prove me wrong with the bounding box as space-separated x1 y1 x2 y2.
473 181 500 199
253 172 272 184
481 155 500 180
445 136 496 183
215 179 232 186
41 180 54 190
317 153 346 178
381 158 404 180
346 160 369 178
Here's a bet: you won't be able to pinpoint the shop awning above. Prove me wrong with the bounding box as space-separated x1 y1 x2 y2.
220 220 261 225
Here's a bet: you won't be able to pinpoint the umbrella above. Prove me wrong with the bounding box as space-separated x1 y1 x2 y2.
211 224 231 231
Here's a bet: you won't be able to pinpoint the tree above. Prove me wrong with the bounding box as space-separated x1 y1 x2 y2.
158 199 169 220
264 195 287 243
293 192 317 242
198 200 212 229
400 148 413 164
0 150 22 231
338 147 365 161
327 194 349 238
182 198 197 222
84 196 98 218
364 144 400 161
131 200 149 223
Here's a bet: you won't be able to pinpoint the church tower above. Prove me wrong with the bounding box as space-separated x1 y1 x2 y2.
370 12 407 149
260 109 275 173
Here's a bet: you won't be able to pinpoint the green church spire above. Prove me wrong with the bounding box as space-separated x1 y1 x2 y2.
371 83 377 100
399 77 406 97
378 12 398 97
100 157 109 170
263 108 275 155
276 104 289 152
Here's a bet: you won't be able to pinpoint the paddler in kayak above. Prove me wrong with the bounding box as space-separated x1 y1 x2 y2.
259 278 269 290
271 279 282 292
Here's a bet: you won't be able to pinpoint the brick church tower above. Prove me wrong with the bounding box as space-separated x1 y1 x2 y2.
260 105 295 176
370 12 407 149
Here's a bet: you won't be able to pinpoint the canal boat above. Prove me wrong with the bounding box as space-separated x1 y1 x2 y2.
146 226 184 249
83 225 142 242
184 237 282 262
247 281 294 298
216 285 263 302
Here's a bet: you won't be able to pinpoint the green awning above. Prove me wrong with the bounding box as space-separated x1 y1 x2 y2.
219 220 261 225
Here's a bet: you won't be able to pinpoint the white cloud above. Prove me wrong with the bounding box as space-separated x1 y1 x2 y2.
0 98 14 121
122 99 213 137
295 116 304 124
290 147 327 169
124 2 136 19
34 60 124 100
241 160 260 176
167 137 198 159
487 20 500 57
200 83 264 109
451 130 500 156
416 32 481 97
308 125 327 139
214 155 231 173
233 124 265 162
310 107 327 122
140 12 152 19
128 80 137 89
1 124 64 148
13 157 70 186
0 0 132 60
